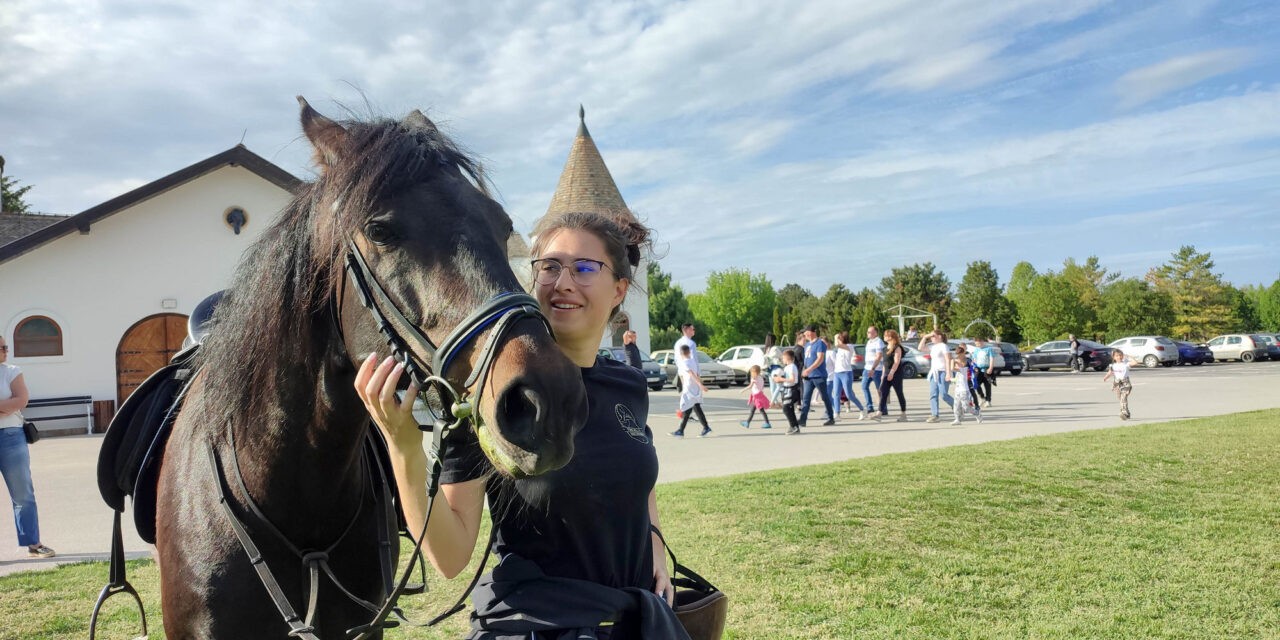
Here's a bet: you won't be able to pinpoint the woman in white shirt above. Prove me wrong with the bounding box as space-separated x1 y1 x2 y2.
830 332 866 420
0 336 55 557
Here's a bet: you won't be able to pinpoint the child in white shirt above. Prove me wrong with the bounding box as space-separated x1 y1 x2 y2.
1101 349 1134 420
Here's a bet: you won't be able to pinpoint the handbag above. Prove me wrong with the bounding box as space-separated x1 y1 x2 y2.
23 420 40 444
652 526 728 640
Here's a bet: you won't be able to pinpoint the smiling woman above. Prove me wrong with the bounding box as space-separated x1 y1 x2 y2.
357 207 703 638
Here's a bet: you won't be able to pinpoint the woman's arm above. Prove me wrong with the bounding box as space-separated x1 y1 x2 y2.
356 355 486 579
648 489 674 606
0 374 30 416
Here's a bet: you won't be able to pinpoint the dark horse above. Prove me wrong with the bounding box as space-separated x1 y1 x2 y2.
154 98 589 638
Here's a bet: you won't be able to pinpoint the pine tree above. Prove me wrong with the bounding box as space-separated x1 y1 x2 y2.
1146 246 1236 341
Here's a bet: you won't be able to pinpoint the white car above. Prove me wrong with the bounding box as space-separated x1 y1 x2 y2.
716 344 767 386
1108 336 1179 368
650 349 736 389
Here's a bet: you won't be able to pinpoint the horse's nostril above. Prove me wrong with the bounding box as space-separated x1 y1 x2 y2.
495 384 544 450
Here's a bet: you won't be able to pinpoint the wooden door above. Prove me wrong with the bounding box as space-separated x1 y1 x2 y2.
116 313 188 406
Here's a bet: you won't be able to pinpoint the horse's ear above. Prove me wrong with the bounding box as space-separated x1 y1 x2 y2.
405 109 438 133
297 96 349 171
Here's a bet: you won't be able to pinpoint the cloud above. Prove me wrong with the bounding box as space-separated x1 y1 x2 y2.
1115 48 1256 108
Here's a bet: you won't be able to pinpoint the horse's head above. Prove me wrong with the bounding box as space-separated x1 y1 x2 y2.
298 97 587 477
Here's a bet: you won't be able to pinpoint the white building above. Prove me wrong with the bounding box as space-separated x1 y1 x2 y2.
0 146 298 435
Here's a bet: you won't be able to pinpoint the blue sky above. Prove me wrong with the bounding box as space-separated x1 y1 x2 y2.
2 0 1277 293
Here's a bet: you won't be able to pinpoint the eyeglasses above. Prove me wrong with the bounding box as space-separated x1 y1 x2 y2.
0 346 7 352
530 258 615 286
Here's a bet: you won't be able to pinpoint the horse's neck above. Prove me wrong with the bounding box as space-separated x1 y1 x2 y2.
226 358 369 535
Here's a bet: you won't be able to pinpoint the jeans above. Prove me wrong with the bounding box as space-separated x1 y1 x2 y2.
767 365 782 401
800 377 834 425
928 371 954 416
861 369 881 412
0 427 41 546
832 371 863 414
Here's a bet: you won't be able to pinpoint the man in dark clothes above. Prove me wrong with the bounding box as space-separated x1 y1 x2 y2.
622 330 643 370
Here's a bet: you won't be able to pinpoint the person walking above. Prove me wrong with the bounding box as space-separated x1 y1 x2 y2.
0 335 55 558
949 345 983 425
672 344 712 438
799 325 836 426
831 332 866 420
621 330 643 370
1102 349 1134 420
876 329 909 422
772 349 803 434
919 330 953 424
861 326 885 416
970 336 997 407
763 333 784 408
1069 334 1082 373
674 323 699 375
739 365 773 429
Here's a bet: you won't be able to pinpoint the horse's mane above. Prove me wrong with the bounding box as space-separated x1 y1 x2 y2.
196 115 489 428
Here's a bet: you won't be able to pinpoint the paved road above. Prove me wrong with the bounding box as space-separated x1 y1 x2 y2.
4 360 1279 576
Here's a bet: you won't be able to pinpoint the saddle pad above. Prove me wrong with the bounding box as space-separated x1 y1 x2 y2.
97 344 199 543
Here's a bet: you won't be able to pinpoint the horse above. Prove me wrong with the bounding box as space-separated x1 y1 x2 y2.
152 98 589 638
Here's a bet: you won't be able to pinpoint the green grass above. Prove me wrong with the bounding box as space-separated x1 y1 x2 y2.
4 411 1278 639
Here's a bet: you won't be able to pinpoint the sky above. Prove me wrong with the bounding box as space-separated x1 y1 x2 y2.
2 0 1278 294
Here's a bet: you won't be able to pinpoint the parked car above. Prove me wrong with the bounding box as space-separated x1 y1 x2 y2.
598 347 667 391
1107 335 1180 368
947 339 1007 371
997 342 1024 375
1205 334 1266 362
716 344 767 386
1023 339 1112 371
1253 334 1280 361
1174 340 1214 366
650 349 736 389
898 344 926 379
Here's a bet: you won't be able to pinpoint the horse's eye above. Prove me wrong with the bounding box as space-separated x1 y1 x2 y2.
364 222 396 245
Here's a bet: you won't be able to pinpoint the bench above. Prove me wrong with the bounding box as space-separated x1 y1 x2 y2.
24 395 94 437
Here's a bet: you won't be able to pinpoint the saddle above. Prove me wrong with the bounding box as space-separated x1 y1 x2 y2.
97 290 220 543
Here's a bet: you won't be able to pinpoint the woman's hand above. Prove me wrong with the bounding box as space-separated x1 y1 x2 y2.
355 353 424 455
652 534 675 607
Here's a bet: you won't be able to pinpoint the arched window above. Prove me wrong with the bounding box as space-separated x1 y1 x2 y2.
14 316 63 357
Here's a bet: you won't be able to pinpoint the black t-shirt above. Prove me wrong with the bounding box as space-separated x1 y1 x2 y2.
440 356 659 590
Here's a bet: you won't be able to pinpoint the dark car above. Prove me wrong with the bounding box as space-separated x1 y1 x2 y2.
1253 334 1280 361
1174 340 1214 366
996 342 1024 375
1024 339 1112 371
599 347 667 391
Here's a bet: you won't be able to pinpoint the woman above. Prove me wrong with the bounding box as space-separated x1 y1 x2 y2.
875 329 909 422
763 333 783 407
0 335 55 558
355 211 685 639
830 332 865 420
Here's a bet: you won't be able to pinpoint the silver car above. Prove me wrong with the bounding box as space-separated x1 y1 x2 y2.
650 349 736 389
1205 334 1265 363
1107 336 1180 368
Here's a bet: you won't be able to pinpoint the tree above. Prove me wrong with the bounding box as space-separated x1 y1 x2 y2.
1146 246 1236 341
1 173 35 214
950 261 1004 338
774 283 817 341
647 262 691 350
1227 286 1260 332
1249 278 1280 332
687 268 777 353
1017 272 1092 344
878 262 952 330
1060 256 1115 336
813 284 857 336
1098 278 1175 339
849 288 888 343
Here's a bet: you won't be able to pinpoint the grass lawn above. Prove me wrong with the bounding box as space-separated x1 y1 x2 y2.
5 410 1278 639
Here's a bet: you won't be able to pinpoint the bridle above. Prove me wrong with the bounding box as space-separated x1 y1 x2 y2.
212 235 552 639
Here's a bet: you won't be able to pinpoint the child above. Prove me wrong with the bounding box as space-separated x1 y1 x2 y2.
671 344 712 437
772 349 802 435
949 345 983 425
739 365 773 429
1101 349 1133 420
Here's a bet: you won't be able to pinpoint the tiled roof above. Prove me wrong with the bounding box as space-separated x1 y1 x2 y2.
0 212 69 247
0 145 300 265
545 106 629 218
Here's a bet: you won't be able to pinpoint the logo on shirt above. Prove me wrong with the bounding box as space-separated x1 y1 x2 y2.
614 404 648 443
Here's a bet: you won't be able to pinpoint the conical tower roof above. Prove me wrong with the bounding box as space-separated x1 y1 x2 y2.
545 106 629 218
